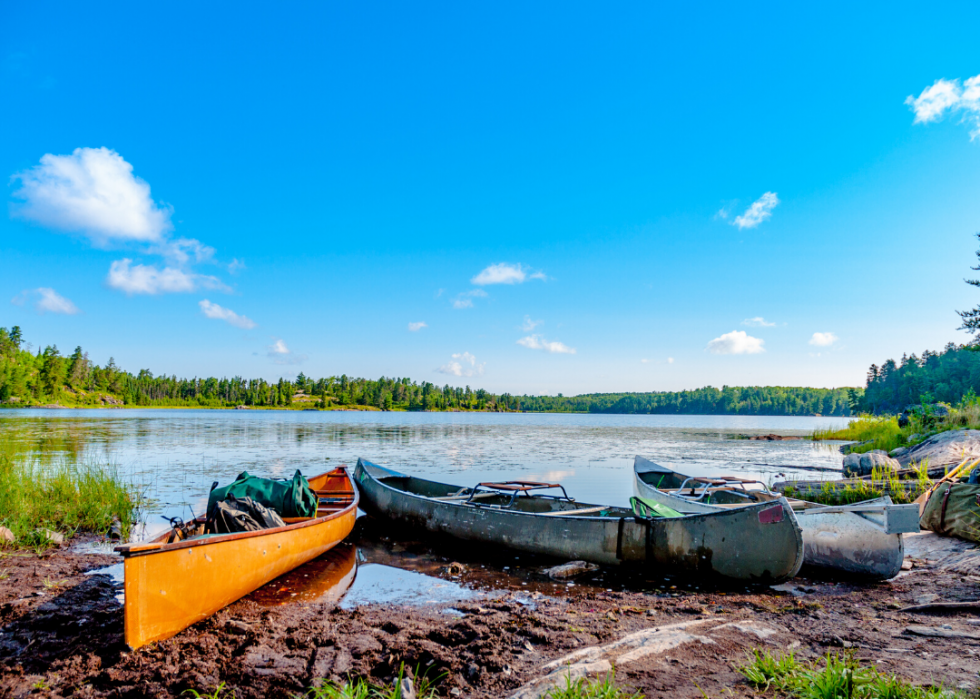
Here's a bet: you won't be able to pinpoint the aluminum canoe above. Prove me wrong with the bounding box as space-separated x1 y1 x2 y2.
115 467 358 649
354 458 804 584
632 455 916 579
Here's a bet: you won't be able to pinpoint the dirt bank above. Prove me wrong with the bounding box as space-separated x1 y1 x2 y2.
1 538 979 698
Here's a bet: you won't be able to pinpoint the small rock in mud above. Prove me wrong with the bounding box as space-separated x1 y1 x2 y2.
40 529 65 546
542 560 599 579
224 619 252 635
447 562 466 575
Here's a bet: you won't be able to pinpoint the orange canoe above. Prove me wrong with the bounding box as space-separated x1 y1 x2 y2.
115 467 358 649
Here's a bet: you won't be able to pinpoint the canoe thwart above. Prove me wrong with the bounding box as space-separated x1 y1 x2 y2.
468 481 573 506
476 481 561 491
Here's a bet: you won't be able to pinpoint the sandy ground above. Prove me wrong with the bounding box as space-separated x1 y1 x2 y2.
1 533 979 699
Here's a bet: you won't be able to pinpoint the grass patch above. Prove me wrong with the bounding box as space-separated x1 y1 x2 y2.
544 672 643 699
814 402 980 456
739 649 953 698
0 448 141 550
306 664 443 699
812 417 904 454
784 465 932 506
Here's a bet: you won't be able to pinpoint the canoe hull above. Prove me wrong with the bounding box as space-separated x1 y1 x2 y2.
632 460 905 579
119 468 357 649
355 459 803 583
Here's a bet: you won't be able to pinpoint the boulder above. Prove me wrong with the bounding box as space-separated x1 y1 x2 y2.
889 446 910 458
842 450 901 477
896 429 980 469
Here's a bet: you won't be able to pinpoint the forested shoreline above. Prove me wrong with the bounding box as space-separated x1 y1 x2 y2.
0 326 857 415
857 342 980 414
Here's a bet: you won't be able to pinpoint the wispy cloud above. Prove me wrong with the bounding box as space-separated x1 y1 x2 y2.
809 331 838 347
452 289 487 309
641 357 674 365
436 352 485 377
11 287 79 315
408 321 428 332
472 263 546 285
106 259 229 295
667 357 674 364
906 74 980 139
732 192 779 230
152 237 215 266
706 330 765 355
199 299 256 329
11 147 173 245
268 338 307 365
516 334 576 354
742 316 776 327
227 258 246 275
521 315 543 332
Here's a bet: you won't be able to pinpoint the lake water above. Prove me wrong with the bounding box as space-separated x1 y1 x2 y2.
4 409 855 604
0 408 851 528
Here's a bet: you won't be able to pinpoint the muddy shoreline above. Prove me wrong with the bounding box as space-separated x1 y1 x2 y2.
2 530 979 698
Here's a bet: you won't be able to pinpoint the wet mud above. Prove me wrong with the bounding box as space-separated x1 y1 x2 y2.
2 528 979 698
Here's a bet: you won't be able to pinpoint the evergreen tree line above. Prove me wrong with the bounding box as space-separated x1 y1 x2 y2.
0 326 517 411
0 326 857 415
519 385 857 416
858 342 980 414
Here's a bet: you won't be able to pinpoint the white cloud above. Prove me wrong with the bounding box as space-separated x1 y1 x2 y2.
640 358 650 364
641 357 674 365
408 322 428 332
268 338 307 365
742 316 776 327
471 263 546 285
706 330 765 355
11 287 79 315
522 315 543 331
451 289 488 309
227 258 246 275
11 147 173 245
667 357 674 364
199 299 256 329
732 192 779 230
809 331 838 347
516 334 576 354
153 237 215 266
436 351 485 377
906 74 980 138
106 259 229 295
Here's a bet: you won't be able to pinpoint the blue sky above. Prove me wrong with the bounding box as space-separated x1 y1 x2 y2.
3 2 980 395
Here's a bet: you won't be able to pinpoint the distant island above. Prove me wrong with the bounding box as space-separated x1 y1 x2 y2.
0 325 859 415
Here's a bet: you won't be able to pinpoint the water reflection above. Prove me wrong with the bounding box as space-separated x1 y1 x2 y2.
0 409 851 528
249 543 358 606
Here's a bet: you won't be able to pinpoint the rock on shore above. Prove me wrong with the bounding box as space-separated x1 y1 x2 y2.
895 429 980 468
842 450 901 477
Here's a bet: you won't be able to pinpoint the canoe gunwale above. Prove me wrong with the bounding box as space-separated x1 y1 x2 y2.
116 468 359 559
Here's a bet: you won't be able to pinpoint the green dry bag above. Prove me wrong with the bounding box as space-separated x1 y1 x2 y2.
207 469 318 519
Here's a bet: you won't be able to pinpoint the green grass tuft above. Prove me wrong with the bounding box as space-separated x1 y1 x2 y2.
738 649 953 699
544 671 643 699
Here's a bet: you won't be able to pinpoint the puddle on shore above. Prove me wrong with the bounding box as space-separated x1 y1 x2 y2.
87 514 763 611
85 562 125 603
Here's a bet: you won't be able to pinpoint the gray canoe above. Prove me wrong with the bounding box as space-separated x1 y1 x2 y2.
633 455 919 579
355 458 804 583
